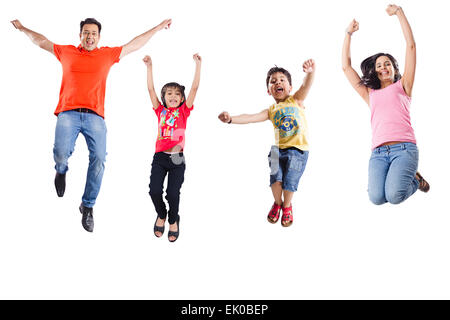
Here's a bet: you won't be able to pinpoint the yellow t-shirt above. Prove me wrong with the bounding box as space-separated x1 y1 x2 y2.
268 96 309 151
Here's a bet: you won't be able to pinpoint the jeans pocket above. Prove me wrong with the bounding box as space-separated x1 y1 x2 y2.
170 153 185 166
404 145 418 161
268 147 280 175
406 149 418 161
288 157 304 172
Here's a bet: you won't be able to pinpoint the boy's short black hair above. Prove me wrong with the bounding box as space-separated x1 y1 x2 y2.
80 18 102 34
266 66 292 87
161 82 186 108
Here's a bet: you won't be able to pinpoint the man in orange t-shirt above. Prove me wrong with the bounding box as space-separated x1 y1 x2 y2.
11 17 172 232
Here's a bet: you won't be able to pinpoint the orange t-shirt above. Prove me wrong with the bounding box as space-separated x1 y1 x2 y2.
53 44 122 118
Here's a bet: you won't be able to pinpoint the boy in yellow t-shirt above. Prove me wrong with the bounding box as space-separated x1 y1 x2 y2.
218 60 315 227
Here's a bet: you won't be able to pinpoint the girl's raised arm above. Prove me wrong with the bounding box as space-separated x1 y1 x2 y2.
342 19 369 105
387 5 416 96
143 55 161 109
186 53 202 109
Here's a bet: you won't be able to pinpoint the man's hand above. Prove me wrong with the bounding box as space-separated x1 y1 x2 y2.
11 19 24 31
120 18 172 59
157 19 172 31
10 19 54 54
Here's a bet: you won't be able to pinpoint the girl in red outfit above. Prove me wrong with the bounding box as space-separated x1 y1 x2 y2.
143 54 201 242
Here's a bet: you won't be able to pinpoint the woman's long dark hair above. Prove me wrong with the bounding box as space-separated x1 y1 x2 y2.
360 53 401 89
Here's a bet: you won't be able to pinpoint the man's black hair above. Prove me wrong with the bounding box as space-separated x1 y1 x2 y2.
80 18 102 34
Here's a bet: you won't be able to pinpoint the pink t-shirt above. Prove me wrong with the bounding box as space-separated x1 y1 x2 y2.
154 102 193 153
369 80 416 149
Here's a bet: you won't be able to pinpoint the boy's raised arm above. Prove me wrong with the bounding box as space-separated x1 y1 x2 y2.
143 55 161 109
293 59 315 104
11 19 54 55
186 53 202 109
120 19 171 59
218 109 269 124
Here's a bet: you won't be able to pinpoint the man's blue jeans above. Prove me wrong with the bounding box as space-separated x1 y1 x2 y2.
53 110 107 208
368 142 419 205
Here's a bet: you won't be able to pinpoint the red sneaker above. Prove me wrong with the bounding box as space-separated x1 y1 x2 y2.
267 202 282 224
281 205 293 227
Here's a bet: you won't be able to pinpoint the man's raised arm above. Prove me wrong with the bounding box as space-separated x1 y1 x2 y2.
119 19 171 59
11 20 54 55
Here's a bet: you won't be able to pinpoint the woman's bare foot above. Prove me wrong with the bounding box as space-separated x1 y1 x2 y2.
416 172 430 192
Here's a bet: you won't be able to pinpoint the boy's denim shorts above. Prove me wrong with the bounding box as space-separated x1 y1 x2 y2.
268 145 309 192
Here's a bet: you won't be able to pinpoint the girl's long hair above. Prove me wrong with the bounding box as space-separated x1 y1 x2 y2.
360 53 401 89
161 82 186 108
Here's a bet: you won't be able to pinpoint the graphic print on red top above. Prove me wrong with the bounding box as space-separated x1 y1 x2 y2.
154 102 193 153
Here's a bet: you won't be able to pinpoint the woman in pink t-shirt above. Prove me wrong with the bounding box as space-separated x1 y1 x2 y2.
143 53 201 242
341 4 429 205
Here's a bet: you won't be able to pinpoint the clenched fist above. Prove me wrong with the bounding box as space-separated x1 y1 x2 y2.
218 111 231 123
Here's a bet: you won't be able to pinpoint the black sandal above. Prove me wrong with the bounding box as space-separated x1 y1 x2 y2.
416 172 430 193
154 217 165 238
168 217 180 242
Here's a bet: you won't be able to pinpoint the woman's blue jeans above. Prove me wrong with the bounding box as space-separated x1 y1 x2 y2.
53 110 107 208
368 142 419 205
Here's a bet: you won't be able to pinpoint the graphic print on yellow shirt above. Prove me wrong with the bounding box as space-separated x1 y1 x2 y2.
268 96 309 151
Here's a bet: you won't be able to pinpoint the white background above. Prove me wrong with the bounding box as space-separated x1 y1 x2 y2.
1 0 448 299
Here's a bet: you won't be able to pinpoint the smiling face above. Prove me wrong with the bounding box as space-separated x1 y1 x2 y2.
375 55 396 85
267 72 292 102
80 24 100 51
164 87 184 108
